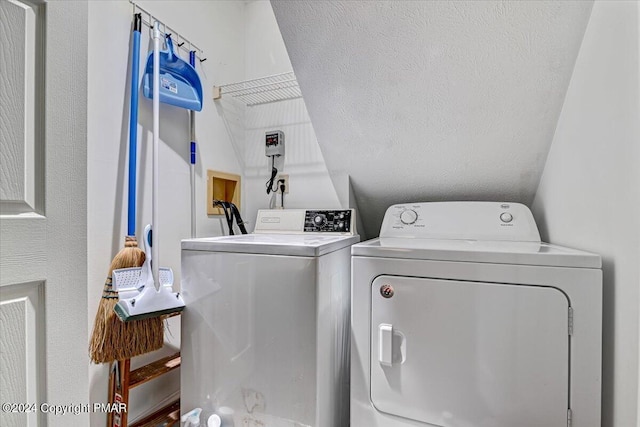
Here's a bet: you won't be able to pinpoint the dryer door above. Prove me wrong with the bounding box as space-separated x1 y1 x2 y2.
370 276 570 427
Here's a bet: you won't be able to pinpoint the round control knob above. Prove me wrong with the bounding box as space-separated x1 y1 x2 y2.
400 209 418 225
313 214 327 227
500 212 513 223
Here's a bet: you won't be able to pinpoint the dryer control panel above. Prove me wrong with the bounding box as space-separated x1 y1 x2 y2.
379 202 540 242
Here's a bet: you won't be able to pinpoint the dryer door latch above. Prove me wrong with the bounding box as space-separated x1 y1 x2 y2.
568 307 574 336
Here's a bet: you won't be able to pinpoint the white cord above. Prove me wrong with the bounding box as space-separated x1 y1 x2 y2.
152 21 161 290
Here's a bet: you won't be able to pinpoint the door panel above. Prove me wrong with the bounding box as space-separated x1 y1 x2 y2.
0 0 42 216
370 276 569 427
0 282 44 427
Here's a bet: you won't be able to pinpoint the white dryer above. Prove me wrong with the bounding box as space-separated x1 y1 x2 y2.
351 202 602 427
181 209 359 427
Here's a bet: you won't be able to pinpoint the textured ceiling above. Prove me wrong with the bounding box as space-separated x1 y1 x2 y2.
271 0 593 238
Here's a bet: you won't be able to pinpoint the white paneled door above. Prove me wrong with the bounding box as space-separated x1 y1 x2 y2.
1 1 45 425
0 1 88 426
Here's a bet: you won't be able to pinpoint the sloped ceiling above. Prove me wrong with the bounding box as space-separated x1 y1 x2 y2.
271 1 593 238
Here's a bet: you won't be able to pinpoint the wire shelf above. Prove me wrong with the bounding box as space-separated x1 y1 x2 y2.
214 72 302 106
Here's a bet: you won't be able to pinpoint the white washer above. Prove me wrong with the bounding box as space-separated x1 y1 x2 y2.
181 209 359 427
351 202 602 427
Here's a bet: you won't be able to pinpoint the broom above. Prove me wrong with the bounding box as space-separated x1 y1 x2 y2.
89 13 164 364
89 239 163 363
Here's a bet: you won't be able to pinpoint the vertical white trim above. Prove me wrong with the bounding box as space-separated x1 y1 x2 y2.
43 2 89 425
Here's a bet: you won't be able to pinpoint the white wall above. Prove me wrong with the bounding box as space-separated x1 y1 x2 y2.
87 1 245 424
637 5 640 425
240 1 341 227
272 0 594 238
86 2 341 424
531 2 640 426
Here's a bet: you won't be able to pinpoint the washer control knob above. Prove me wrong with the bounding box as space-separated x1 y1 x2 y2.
500 212 513 223
313 214 327 227
400 209 418 225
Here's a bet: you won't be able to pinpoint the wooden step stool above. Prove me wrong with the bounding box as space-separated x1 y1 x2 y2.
107 352 181 427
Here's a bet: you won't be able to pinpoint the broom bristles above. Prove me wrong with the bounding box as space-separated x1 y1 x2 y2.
89 236 165 364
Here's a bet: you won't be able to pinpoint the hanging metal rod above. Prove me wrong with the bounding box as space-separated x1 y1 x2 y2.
129 0 207 63
213 72 302 106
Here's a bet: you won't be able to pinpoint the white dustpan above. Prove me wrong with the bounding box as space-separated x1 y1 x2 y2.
114 225 184 321
112 225 173 297
114 21 185 322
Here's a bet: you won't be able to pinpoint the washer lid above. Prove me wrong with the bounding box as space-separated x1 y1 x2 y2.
352 238 601 268
182 234 360 257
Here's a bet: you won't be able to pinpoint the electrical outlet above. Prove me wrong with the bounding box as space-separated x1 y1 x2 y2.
277 174 289 194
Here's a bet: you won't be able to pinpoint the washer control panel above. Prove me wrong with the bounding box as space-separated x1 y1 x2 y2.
305 210 353 233
255 209 356 235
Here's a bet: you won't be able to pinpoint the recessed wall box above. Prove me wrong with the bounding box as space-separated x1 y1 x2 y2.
207 170 241 215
